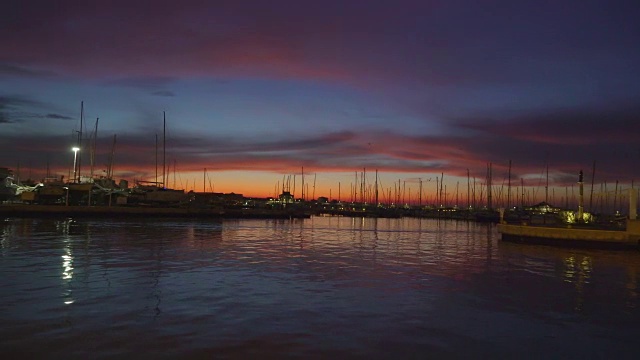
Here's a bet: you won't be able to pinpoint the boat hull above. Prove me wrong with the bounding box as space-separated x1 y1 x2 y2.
497 222 640 249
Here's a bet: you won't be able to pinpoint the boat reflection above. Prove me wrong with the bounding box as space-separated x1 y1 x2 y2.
498 240 639 312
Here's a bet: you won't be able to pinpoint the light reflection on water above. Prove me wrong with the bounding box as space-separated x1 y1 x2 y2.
1 216 639 358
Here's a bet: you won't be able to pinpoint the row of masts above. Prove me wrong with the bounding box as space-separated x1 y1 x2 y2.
268 163 636 214
68 101 117 184
72 102 172 189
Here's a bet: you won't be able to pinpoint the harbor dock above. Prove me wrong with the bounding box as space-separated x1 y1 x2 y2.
0 204 310 219
497 220 640 248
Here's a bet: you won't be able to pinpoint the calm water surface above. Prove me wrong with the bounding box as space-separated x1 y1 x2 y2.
1 216 639 358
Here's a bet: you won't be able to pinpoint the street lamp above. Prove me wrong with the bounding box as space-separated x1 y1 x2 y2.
72 147 80 183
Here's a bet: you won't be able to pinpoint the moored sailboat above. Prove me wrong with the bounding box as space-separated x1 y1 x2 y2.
498 171 640 249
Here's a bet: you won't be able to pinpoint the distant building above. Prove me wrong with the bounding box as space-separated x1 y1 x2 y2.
278 191 294 204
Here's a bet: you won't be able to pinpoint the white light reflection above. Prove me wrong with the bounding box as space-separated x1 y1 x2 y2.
58 219 75 305
62 250 74 280
563 255 592 312
62 247 75 305
563 256 592 284
1 220 14 252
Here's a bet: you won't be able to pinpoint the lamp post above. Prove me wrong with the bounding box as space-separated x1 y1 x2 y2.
72 147 80 183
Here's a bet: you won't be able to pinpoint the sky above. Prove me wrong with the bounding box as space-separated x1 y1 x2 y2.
1 0 639 204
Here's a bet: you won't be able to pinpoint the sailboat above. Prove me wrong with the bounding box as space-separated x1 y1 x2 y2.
129 111 187 206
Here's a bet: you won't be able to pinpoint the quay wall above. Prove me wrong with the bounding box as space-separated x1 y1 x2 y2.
497 223 640 247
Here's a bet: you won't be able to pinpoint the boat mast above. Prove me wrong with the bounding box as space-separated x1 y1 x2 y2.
507 160 511 209
467 169 470 209
578 170 584 221
630 187 638 220
545 164 549 204
589 160 596 212
614 180 619 212
90 117 98 180
76 101 83 182
73 101 84 182
418 178 422 208
354 172 357 203
362 168 366 204
107 134 116 180
440 173 444 208
436 176 439 207
444 185 447 207
312 173 317 200
155 134 158 187
473 177 477 209
163 111 166 189
282 174 286 193
375 169 379 206
487 163 493 210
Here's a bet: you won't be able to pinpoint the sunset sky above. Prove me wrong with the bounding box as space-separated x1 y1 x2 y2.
1 0 639 203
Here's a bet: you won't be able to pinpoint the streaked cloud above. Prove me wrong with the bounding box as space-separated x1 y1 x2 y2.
0 95 74 126
151 90 175 97
0 63 56 78
1 1 639 196
43 113 74 120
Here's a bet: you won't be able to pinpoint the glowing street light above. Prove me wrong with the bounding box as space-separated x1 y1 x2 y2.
72 147 80 183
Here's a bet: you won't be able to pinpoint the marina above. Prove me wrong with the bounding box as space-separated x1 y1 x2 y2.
2 2 639 357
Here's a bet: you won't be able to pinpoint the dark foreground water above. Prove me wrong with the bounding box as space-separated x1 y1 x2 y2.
1 216 639 359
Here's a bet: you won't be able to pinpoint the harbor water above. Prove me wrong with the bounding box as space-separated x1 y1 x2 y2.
1 216 639 358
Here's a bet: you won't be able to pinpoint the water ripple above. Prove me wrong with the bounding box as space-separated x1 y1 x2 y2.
1 217 639 358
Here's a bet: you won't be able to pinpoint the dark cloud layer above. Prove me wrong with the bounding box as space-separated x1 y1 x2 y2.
0 95 74 125
0 95 41 124
44 113 74 120
103 76 176 89
0 113 15 124
445 102 640 181
0 62 55 78
455 102 640 145
1 0 639 195
3 1 639 87
0 95 43 108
